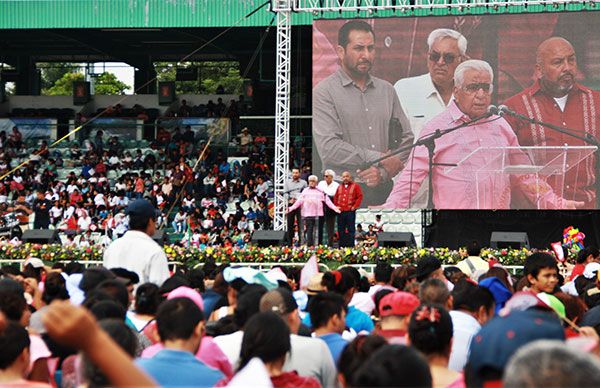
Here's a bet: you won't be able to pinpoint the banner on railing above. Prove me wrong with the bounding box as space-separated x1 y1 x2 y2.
0 118 57 141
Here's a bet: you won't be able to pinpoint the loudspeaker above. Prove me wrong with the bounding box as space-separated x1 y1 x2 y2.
153 231 168 246
72 81 91 105
490 231 530 249
22 229 59 244
251 230 286 247
158 81 176 105
377 232 417 248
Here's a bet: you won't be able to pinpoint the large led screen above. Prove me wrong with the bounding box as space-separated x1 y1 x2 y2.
312 12 600 210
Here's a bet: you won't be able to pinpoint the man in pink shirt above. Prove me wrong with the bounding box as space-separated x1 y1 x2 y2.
380 59 583 210
287 175 340 246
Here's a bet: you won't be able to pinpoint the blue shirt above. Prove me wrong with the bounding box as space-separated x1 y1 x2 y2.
136 349 223 387
318 333 348 364
303 306 374 333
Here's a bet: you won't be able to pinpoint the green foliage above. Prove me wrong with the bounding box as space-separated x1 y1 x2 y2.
155 61 244 95
94 72 130 95
44 72 84 96
43 71 129 96
39 62 80 93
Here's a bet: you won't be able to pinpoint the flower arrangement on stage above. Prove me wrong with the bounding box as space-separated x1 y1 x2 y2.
0 242 538 268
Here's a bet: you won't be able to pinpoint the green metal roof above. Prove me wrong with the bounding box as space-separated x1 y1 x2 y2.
0 0 312 29
0 0 596 30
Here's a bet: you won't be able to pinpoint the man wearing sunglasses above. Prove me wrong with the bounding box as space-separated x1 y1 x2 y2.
394 29 467 141
503 37 600 209
378 60 582 210
313 20 413 206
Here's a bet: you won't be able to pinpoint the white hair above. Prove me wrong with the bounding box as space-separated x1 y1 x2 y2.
308 175 318 182
427 28 468 56
324 169 335 178
454 59 494 88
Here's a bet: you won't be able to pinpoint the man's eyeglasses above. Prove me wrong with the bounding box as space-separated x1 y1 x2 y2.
428 51 458 64
462 83 493 94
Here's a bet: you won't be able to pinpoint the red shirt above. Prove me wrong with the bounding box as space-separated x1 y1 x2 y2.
334 181 363 211
504 81 600 208
270 372 320 388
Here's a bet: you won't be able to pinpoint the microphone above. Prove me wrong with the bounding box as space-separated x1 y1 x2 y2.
497 105 511 116
487 105 500 116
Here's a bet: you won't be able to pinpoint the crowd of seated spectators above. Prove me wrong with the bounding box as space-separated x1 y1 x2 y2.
0 120 314 248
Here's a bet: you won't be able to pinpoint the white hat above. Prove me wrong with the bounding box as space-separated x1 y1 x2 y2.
583 262 600 279
24 257 44 269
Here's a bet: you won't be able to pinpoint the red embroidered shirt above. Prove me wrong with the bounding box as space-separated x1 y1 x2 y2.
504 81 600 208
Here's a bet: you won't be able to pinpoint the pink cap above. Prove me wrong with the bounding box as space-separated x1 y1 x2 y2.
167 286 204 311
379 291 420 317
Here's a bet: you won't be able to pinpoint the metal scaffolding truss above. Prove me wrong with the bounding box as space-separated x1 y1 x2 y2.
272 0 292 230
270 0 589 231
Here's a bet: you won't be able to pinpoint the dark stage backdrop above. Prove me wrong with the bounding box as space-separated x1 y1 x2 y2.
424 210 600 249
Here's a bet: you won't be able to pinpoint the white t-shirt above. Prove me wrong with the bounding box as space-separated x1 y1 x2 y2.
554 94 569 111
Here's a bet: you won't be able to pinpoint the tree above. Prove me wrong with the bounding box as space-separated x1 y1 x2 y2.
94 72 130 95
44 72 84 96
155 61 245 95
43 71 129 96
39 62 80 93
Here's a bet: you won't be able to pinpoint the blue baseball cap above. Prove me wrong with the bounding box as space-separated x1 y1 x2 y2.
467 310 565 375
126 199 160 219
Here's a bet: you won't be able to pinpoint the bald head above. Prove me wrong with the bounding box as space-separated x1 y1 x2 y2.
535 37 577 97
536 37 574 65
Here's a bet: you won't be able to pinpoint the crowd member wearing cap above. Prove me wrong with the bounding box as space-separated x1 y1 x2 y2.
408 304 460 388
287 175 340 247
455 241 489 279
375 291 419 344
259 288 337 388
464 310 565 387
103 199 169 286
416 255 451 291
307 292 348 364
303 270 374 334
504 340 600 388
135 298 224 387
233 312 320 388
448 279 495 372
317 169 339 246
523 252 559 294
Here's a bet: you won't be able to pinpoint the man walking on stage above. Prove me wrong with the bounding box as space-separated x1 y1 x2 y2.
287 175 340 246
334 171 363 247
284 168 307 245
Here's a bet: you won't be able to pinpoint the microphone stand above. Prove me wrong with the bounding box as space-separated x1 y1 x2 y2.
500 107 600 207
500 107 600 147
368 110 496 209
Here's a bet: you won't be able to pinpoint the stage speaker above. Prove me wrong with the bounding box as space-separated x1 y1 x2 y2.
72 81 91 105
158 81 176 105
153 231 168 246
490 231 530 249
251 230 286 247
22 229 59 244
377 232 417 248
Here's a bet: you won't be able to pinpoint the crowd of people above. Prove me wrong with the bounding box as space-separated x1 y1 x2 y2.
3 224 600 387
0 115 317 248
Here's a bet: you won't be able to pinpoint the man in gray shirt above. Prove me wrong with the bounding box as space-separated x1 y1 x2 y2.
284 168 307 245
313 20 413 206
